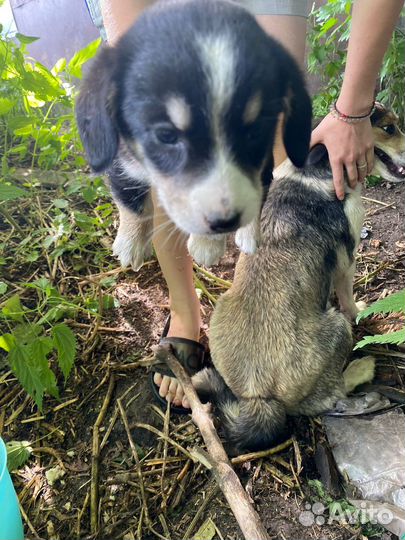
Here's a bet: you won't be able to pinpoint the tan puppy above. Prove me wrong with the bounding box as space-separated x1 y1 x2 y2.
194 105 404 454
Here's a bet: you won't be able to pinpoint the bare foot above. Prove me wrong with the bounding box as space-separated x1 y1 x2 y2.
153 306 200 409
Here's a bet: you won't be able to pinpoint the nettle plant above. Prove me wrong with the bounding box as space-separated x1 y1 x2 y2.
0 32 115 408
0 28 101 176
307 1 405 125
0 280 77 410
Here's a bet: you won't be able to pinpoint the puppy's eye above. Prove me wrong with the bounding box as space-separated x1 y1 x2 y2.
246 124 263 143
155 127 179 145
382 124 396 135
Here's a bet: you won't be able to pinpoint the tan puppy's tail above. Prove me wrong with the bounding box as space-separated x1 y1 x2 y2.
192 368 287 454
343 356 376 393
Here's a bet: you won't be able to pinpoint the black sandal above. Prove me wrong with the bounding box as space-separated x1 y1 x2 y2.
149 317 207 414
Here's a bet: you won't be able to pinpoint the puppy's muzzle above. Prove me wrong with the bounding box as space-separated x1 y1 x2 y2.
206 211 241 233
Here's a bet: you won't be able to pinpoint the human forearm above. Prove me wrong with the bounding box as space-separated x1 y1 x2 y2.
337 0 404 115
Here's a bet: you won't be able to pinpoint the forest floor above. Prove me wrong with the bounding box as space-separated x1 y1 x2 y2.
1 171 404 540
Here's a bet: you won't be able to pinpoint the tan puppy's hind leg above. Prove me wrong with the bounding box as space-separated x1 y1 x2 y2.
343 356 375 393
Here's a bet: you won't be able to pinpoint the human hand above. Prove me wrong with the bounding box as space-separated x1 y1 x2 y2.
311 113 375 200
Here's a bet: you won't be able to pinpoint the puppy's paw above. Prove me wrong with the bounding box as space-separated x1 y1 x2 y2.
113 232 152 271
355 300 368 313
187 234 226 266
342 300 366 322
235 220 260 255
343 355 375 393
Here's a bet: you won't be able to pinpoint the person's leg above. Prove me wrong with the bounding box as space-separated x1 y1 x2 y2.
98 0 200 408
255 13 309 167
151 191 201 407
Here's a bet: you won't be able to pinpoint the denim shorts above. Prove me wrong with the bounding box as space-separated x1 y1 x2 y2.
85 0 311 39
237 0 311 17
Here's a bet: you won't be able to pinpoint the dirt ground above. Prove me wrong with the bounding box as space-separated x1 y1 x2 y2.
1 178 404 540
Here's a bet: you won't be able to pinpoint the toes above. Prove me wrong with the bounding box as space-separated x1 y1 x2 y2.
174 384 185 407
182 396 190 409
153 372 163 386
167 378 178 402
159 376 171 399
155 373 188 409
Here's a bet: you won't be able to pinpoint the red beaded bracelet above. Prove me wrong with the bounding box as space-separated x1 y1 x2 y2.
330 101 376 124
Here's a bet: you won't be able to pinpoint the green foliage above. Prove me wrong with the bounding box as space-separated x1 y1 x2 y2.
357 290 405 320
0 32 100 175
0 34 121 408
308 1 405 124
0 280 80 409
308 480 387 537
355 289 405 349
6 440 33 471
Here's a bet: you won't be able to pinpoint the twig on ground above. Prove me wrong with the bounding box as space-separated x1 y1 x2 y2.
32 446 65 470
155 343 271 540
160 402 171 511
77 491 90 538
90 374 115 534
193 263 232 289
230 438 293 465
118 398 150 528
19 503 41 539
361 195 396 207
182 481 219 539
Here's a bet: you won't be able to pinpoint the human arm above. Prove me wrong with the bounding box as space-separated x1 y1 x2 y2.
311 0 404 200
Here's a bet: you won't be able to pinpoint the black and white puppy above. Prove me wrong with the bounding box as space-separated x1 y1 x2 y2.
76 0 312 268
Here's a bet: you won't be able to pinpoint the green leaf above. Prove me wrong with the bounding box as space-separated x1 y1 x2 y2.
9 343 46 409
26 251 40 262
82 186 97 204
0 97 16 115
354 329 405 350
53 198 69 208
0 184 28 201
356 290 405 322
68 38 101 79
37 305 69 325
12 323 43 346
102 294 119 310
6 440 33 472
0 281 7 295
194 518 216 540
51 323 76 380
2 294 24 321
0 333 16 352
52 57 67 75
16 33 39 45
320 17 338 36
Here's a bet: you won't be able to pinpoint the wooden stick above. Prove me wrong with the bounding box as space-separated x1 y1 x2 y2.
90 374 115 534
118 400 150 527
154 344 271 540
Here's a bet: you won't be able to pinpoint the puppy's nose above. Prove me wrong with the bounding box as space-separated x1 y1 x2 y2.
207 212 241 233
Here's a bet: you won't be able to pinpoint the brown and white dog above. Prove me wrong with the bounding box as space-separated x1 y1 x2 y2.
193 104 404 454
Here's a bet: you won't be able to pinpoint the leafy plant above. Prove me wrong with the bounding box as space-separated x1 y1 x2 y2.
0 30 100 175
355 289 405 349
0 33 120 408
308 480 386 537
6 440 33 472
308 1 405 125
0 282 78 409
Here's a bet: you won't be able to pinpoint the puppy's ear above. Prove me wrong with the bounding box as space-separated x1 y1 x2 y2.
281 56 312 168
75 46 119 172
307 144 328 166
